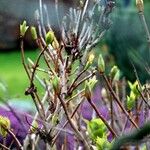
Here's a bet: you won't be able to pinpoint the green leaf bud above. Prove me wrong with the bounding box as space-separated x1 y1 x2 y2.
98 54 105 73
0 115 11 137
20 20 29 37
31 26 37 40
84 53 95 70
109 66 118 79
88 76 98 90
113 70 120 81
84 81 92 100
127 91 136 110
46 31 54 45
128 80 140 97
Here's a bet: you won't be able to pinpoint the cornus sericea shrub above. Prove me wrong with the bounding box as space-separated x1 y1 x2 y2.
0 0 150 150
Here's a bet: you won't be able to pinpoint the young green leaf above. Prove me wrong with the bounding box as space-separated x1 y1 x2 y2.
20 20 29 37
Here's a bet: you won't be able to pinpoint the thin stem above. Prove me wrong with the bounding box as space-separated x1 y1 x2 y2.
30 45 47 87
138 12 150 50
55 0 61 29
138 88 150 109
20 38 30 79
0 143 9 150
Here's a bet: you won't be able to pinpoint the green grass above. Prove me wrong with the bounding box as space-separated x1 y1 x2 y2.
0 50 38 99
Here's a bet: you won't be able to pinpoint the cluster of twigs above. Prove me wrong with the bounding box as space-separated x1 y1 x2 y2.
0 0 150 150
19 0 116 149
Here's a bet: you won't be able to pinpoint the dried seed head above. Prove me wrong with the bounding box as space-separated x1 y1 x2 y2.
136 0 144 12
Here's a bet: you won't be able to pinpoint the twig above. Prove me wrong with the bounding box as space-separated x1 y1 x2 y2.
30 45 47 87
20 38 30 79
138 11 150 50
0 143 10 150
3 127 22 150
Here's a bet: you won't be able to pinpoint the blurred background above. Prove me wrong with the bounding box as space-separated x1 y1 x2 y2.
0 0 149 100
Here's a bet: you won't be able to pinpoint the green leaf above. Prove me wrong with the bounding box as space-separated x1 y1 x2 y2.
87 118 107 141
96 137 111 150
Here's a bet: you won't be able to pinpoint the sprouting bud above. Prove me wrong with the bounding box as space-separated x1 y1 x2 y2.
30 121 38 133
130 91 137 101
84 53 95 70
46 31 54 45
113 69 120 81
52 38 59 49
20 20 29 37
128 80 140 96
98 54 105 73
136 0 144 12
127 97 134 111
31 26 37 40
127 91 137 110
0 115 11 137
88 76 98 90
85 81 92 101
52 75 60 94
109 66 118 79
88 53 95 64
